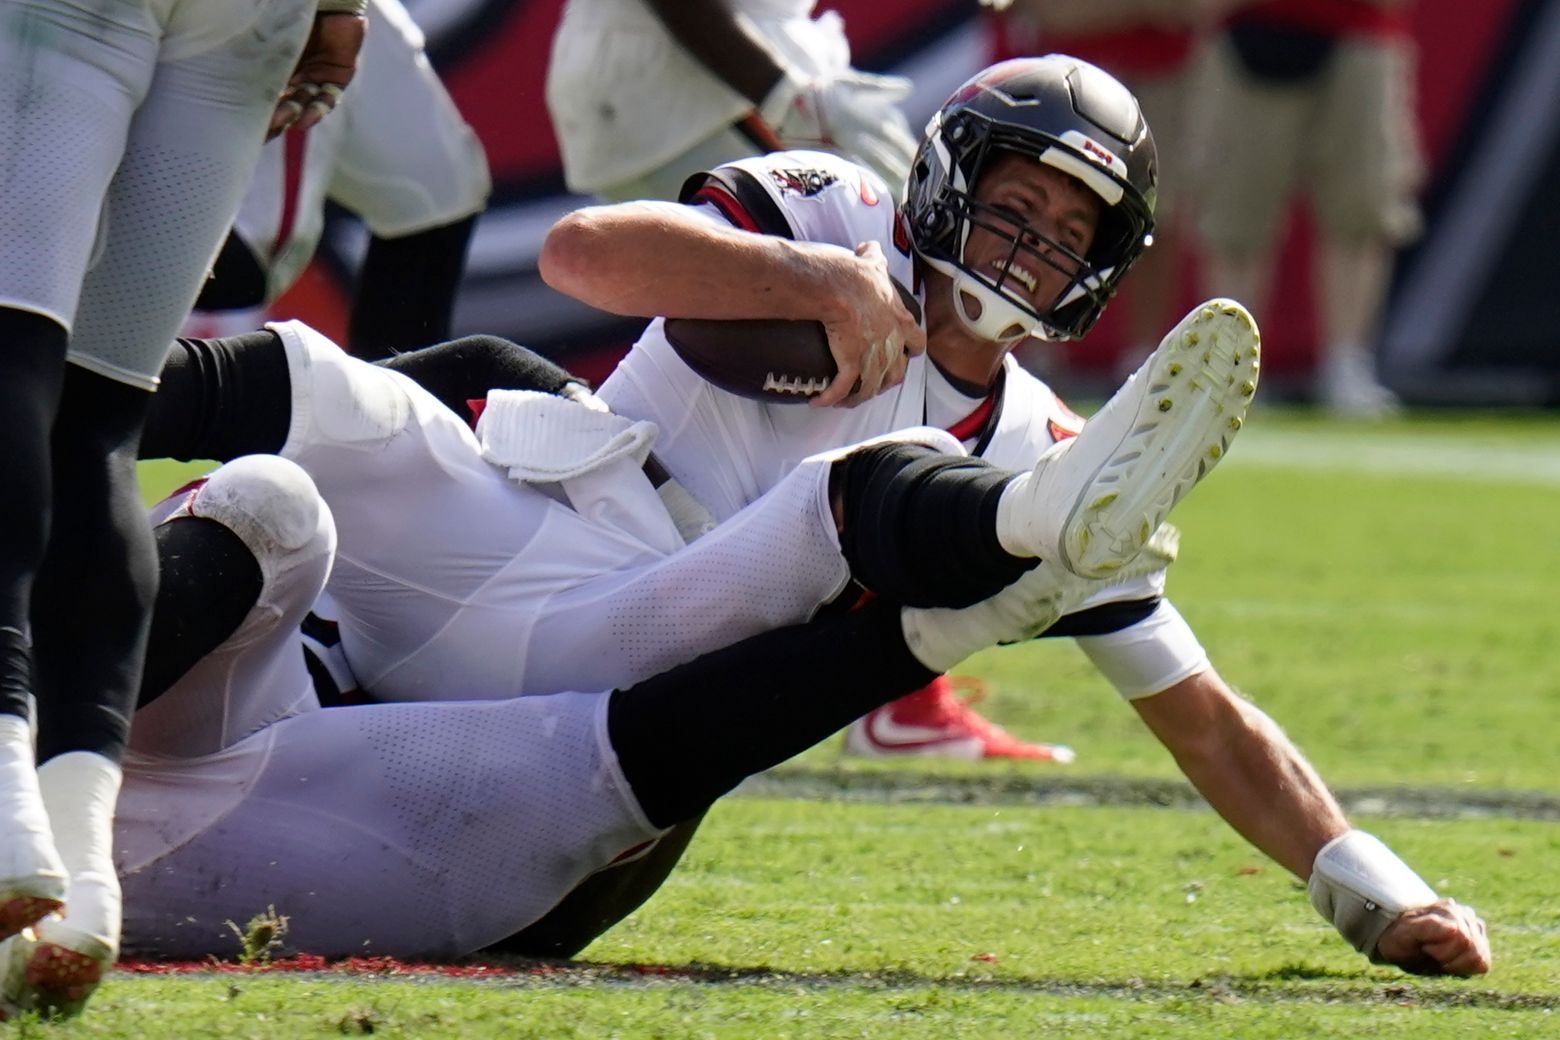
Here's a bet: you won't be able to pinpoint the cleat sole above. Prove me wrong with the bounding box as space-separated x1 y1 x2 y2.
1058 299 1260 578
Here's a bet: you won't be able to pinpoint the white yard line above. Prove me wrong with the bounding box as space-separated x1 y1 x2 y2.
1222 426 1560 487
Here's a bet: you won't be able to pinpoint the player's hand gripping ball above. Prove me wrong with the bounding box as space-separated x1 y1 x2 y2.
664 278 920 403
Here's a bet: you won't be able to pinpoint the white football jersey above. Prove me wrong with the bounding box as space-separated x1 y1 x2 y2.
601 150 1207 695
602 151 928 523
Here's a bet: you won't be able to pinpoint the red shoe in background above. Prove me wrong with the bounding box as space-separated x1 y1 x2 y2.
843 676 1075 762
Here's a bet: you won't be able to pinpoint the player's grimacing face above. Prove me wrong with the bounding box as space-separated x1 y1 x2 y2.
963 153 1101 314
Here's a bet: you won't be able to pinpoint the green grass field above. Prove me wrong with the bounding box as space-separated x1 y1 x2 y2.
27 407 1558 1037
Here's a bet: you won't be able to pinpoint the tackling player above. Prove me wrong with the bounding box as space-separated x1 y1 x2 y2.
0 0 364 1018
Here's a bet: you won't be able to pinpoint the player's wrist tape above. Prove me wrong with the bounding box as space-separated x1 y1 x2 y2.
316 0 367 15
1308 830 1438 961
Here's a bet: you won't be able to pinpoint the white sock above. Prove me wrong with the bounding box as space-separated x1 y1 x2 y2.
37 752 122 952
0 715 61 883
900 607 984 674
992 471 1038 559
991 439 1072 559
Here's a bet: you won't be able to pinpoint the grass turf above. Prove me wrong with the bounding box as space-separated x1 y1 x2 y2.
80 407 1560 1038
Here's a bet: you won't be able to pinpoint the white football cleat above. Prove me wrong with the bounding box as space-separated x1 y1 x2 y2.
998 299 1259 578
1 753 123 1020
0 716 66 946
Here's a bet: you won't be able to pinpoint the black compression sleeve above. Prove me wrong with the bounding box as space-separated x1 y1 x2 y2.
379 335 583 416
348 215 478 360
832 442 1036 608
141 331 292 461
607 601 935 828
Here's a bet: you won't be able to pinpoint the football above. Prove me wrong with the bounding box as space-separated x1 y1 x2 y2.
663 278 920 403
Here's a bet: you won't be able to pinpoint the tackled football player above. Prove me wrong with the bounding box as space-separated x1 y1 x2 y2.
125 98 1269 959
123 313 1481 973
537 55 1489 975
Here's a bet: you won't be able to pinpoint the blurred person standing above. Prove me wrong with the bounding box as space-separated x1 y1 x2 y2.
1190 0 1423 417
184 0 492 360
982 0 1220 382
0 0 363 1019
545 0 918 201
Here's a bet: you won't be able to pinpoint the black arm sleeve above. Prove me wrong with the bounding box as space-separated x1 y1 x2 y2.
378 335 586 417
143 331 588 461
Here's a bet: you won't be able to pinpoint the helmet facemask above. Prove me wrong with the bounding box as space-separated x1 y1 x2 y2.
905 57 1157 343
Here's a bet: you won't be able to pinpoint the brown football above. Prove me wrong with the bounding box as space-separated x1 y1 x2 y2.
662 278 921 403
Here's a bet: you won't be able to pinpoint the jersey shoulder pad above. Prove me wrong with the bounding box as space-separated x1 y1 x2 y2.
682 150 895 251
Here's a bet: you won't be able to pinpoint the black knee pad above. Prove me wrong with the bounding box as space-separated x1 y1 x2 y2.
833 442 1036 608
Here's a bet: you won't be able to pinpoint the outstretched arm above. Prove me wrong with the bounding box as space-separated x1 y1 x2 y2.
1133 668 1491 976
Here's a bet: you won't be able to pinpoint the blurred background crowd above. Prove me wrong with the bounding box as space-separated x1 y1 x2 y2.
238 0 1560 413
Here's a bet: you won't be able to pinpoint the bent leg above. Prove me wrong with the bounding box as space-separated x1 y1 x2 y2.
132 456 335 759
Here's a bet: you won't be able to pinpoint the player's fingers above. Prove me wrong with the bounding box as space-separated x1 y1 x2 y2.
1428 932 1492 976
814 355 861 409
882 339 910 389
879 328 908 387
293 82 345 133
850 340 889 405
267 98 305 140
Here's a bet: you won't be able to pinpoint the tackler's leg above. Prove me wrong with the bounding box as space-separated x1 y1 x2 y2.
5 2 313 1017
134 455 336 758
0 312 70 946
606 538 1117 830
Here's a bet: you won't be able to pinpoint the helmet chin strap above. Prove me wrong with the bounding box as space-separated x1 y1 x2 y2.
920 253 1038 345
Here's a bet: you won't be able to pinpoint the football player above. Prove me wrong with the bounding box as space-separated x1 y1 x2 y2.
110 416 1173 962
550 0 1058 762
184 0 492 360
547 55 1190 757
108 331 1486 975
0 0 363 1018
535 54 1490 975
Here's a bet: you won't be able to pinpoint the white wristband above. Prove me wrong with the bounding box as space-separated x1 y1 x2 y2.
316 0 367 15
1308 830 1438 961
